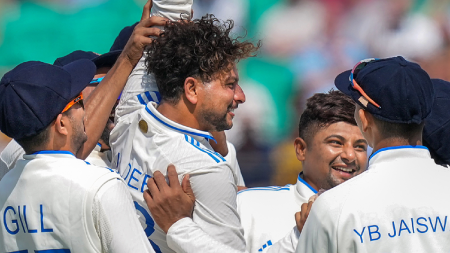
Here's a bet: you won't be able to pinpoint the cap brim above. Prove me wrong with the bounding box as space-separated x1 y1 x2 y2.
334 70 353 95
92 50 122 68
62 59 96 99
335 69 368 106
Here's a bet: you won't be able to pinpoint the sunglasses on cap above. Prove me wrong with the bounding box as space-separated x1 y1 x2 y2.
349 58 381 109
89 76 104 85
89 76 122 100
62 93 84 113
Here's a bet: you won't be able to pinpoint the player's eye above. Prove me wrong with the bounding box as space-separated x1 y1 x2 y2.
355 144 367 151
329 140 342 146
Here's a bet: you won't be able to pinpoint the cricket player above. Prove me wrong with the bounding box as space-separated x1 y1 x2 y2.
296 56 450 252
237 90 368 252
110 15 259 252
113 0 242 170
0 1 165 176
0 50 119 174
0 60 155 253
141 91 368 253
423 79 450 166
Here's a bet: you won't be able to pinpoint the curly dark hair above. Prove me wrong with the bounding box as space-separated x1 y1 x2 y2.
145 14 260 104
298 90 357 142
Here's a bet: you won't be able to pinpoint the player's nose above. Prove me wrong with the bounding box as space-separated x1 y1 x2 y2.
340 145 356 163
234 84 246 104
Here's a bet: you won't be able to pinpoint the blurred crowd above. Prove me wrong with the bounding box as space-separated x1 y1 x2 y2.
1 0 450 186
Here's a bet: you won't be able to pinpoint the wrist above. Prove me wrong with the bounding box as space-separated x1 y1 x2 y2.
166 217 192 235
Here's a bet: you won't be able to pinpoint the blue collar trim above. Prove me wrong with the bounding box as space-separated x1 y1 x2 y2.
145 105 216 142
96 143 101 147
369 145 428 162
32 150 75 156
298 172 318 194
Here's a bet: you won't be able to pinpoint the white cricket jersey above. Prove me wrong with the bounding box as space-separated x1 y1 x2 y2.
110 102 246 253
0 140 113 180
296 146 450 253
0 139 23 178
85 143 112 168
0 151 154 253
237 173 316 253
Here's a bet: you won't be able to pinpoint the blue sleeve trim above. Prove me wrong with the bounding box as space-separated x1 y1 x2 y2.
369 145 428 162
185 135 223 163
137 94 146 105
238 185 291 194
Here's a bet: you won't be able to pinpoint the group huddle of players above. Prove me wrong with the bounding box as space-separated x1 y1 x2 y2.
2 0 450 253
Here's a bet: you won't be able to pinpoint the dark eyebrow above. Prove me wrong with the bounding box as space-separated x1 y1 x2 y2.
355 139 368 146
324 135 368 146
324 135 345 142
225 76 238 83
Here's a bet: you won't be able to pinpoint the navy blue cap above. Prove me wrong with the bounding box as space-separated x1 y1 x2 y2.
423 79 450 165
110 22 138 52
54 50 120 69
335 56 434 124
0 60 96 140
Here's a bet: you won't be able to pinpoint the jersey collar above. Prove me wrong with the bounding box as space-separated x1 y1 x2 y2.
24 150 77 160
294 172 317 206
145 102 216 142
369 145 430 165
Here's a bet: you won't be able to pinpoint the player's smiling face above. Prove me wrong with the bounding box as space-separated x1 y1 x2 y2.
295 122 368 191
198 65 246 131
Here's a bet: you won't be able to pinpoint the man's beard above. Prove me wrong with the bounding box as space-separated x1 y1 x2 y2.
69 116 88 154
200 104 233 132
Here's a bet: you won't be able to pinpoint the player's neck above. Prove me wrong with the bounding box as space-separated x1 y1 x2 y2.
157 100 206 131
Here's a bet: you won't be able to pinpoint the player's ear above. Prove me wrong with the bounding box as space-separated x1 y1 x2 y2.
55 113 69 136
294 137 307 162
358 109 371 133
184 77 200 105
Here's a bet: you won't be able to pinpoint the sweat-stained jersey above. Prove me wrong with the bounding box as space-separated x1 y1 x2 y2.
237 173 316 253
110 102 246 253
295 146 450 253
0 151 154 253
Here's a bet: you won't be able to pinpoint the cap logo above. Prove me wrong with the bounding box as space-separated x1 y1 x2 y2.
358 96 369 107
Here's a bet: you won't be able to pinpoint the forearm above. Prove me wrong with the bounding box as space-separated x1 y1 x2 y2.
77 54 137 159
167 218 245 253
188 167 246 251
266 227 300 253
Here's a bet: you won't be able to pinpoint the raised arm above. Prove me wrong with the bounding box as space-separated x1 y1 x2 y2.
77 0 168 159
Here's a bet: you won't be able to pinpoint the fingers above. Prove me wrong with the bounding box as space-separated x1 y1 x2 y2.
306 200 314 217
141 0 153 21
153 170 169 193
146 176 160 200
138 16 169 28
300 202 308 217
181 174 196 203
237 186 248 192
167 165 182 190
295 211 301 226
143 189 155 208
